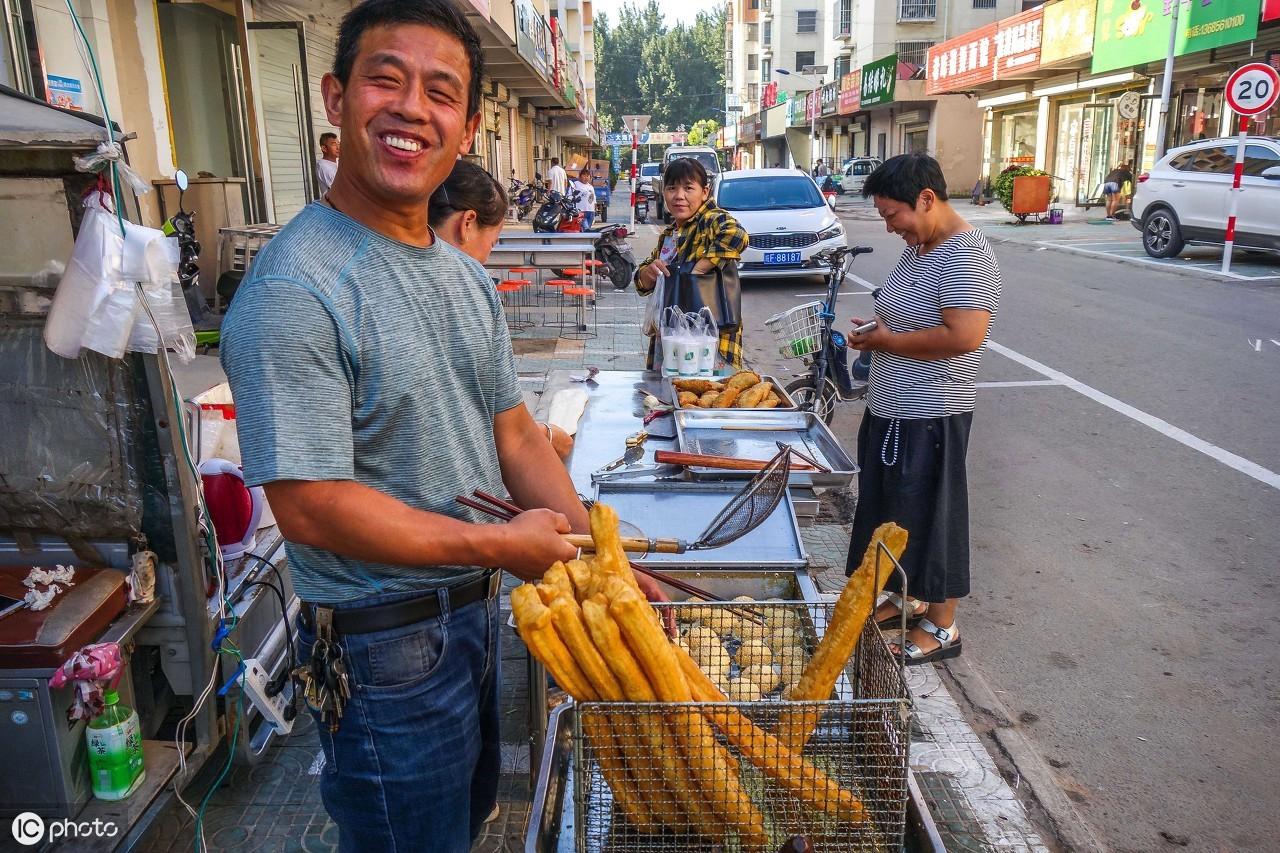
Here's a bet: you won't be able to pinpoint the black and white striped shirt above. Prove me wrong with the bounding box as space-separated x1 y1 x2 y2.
868 230 1002 419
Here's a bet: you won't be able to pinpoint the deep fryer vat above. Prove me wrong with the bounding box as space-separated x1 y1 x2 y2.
571 601 911 852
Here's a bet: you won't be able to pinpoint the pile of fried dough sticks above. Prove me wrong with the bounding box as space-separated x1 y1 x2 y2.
511 502 908 849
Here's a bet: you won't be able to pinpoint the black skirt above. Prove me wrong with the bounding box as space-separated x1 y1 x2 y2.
846 411 973 602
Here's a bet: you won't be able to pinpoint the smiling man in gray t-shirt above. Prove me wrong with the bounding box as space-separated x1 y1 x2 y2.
219 2 589 849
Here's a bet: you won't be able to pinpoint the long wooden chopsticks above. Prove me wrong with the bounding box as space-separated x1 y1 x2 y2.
458 490 766 626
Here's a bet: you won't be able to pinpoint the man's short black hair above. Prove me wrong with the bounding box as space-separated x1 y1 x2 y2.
663 157 709 189
551 157 560 166
862 153 949 205
319 132 337 145
333 0 485 119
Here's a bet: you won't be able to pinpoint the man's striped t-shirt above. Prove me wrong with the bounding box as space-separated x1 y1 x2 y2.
867 230 1002 419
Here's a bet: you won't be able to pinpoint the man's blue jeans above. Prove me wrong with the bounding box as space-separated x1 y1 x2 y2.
297 587 501 852
582 211 595 229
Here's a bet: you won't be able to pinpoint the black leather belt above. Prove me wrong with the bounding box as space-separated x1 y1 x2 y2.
300 571 500 636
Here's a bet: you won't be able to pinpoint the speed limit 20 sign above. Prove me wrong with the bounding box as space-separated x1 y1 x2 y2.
1225 63 1280 117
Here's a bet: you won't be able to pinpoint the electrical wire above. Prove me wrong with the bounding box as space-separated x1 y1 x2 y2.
61 5 240 850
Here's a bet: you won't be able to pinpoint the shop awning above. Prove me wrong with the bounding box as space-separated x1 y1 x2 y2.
0 85 123 149
463 8 570 109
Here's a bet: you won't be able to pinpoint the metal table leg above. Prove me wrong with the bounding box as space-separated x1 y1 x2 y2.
528 648 547 787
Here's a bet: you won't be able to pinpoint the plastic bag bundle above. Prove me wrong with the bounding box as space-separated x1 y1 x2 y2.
659 306 693 377
43 192 195 363
689 307 719 377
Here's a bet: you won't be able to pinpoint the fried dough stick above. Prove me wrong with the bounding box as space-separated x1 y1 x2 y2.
608 582 770 851
581 595 705 835
510 585 652 827
672 645 868 825
589 503 640 591
776 522 907 751
547 594 685 831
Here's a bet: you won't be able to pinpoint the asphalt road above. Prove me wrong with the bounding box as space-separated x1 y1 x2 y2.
716 208 1280 852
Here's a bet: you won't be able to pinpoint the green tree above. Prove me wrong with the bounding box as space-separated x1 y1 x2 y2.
594 2 725 133
686 118 721 146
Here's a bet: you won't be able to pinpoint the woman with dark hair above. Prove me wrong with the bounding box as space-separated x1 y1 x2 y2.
635 157 749 370
846 153 1002 665
427 159 508 263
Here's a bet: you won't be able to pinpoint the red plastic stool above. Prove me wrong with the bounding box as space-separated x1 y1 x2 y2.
560 286 597 340
543 278 575 328
497 280 533 330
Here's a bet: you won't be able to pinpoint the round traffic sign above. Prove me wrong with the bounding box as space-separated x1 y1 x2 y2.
1224 63 1280 117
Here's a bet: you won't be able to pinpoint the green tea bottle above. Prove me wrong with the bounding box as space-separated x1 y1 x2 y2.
86 690 145 800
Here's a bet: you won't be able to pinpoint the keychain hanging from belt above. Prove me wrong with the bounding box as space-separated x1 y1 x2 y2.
296 606 351 732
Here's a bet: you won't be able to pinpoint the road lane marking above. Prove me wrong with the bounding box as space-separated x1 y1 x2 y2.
1032 240 1280 281
987 341 1280 491
844 270 1280 490
975 380 1062 388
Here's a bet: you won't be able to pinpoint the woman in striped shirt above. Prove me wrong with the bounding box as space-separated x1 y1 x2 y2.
845 154 1002 665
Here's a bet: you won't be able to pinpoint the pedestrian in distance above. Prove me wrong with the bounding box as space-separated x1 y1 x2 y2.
635 157 748 371
547 156 568 195
846 153 1003 665
573 167 596 228
316 131 340 196
428 160 574 461
218 2 667 849
1103 161 1133 220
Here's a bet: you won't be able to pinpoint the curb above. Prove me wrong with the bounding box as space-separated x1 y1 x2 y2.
943 656 1110 853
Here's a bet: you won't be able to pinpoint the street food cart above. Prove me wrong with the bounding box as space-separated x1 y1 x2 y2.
0 87 295 848
527 369 946 851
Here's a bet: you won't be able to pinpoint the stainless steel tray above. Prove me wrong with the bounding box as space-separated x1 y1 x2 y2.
592 480 807 568
673 408 858 488
665 374 798 411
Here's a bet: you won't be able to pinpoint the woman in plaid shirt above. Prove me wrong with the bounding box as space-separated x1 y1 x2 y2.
635 158 749 370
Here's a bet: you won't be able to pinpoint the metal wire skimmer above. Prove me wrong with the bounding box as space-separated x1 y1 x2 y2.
563 444 794 555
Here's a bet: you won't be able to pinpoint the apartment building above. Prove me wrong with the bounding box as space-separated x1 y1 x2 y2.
726 0 1018 188
2 0 600 272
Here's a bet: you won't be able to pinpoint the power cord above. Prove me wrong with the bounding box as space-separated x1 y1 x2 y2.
242 554 298 721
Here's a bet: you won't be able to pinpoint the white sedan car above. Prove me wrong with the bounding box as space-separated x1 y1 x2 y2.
715 169 846 280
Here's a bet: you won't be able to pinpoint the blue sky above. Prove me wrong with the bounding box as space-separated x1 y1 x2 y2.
592 0 727 26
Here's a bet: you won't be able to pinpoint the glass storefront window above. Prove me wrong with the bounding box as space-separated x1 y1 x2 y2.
904 127 928 154
1054 101 1085 206
1169 88 1224 150
991 109 1038 169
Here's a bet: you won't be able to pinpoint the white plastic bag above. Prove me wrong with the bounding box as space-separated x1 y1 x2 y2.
659 306 690 377
690 307 719 377
641 272 665 337
44 200 127 359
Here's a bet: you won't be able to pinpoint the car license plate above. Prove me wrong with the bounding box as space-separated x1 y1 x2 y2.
763 251 802 265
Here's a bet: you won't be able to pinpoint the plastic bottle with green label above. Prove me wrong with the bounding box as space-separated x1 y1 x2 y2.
86 689 145 800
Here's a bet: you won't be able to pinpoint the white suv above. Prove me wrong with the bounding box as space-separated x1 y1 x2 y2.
715 169 846 280
1132 136 1280 258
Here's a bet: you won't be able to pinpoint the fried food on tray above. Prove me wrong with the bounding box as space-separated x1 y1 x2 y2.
777 650 807 686
736 381 773 409
724 370 761 392
673 644 868 826
693 638 731 684
712 384 743 408
760 392 781 409
699 390 720 407
677 390 700 408
767 625 800 654
777 521 907 751
683 623 720 652
673 378 723 394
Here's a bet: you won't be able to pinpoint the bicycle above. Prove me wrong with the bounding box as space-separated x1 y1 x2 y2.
764 244 874 424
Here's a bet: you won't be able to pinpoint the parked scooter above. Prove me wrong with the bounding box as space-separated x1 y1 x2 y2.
161 169 206 324
509 176 539 221
594 185 610 223
533 188 584 233
589 223 635 290
633 187 653 224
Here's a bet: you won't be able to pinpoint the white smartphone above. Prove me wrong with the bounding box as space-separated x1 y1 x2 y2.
851 320 878 335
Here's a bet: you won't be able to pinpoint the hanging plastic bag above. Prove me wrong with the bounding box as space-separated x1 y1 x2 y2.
44 192 195 362
690 307 719 377
642 271 665 337
659 306 690 377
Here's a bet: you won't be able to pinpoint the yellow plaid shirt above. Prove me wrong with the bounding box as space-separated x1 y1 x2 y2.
635 200 749 368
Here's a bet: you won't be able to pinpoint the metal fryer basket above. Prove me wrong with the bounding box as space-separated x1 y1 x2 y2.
572 601 911 852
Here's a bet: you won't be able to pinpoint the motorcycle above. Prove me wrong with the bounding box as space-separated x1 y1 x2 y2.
633 187 652 224
533 188 584 233
509 177 538 221
589 223 636 291
765 245 875 424
161 169 206 324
